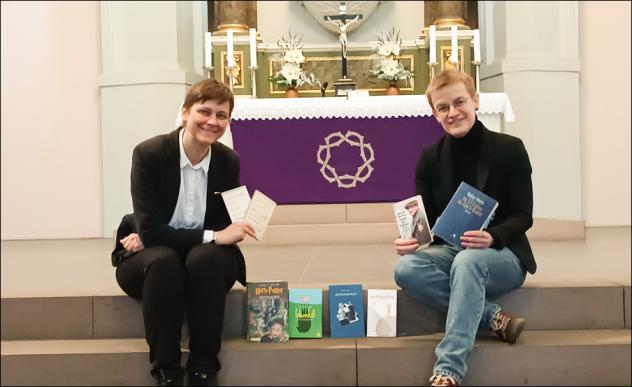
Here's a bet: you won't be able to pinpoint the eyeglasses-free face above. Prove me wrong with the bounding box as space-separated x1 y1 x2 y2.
430 83 479 138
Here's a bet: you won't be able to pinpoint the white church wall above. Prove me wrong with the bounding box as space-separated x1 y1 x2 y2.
479 1 583 221
579 1 631 227
1 1 103 239
1 1 629 240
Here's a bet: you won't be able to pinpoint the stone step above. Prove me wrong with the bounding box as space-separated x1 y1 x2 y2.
1 330 630 386
241 217 585 246
3 285 629 341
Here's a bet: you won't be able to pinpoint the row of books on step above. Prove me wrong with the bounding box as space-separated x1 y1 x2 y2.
246 283 396 342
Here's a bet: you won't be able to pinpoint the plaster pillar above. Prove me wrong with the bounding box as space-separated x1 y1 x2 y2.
479 1 582 221
215 1 256 33
425 1 468 29
100 1 208 236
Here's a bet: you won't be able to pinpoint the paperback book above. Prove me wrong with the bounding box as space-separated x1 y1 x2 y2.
393 195 433 247
221 186 277 241
288 288 323 339
366 289 397 337
431 182 499 247
328 284 365 338
246 281 289 343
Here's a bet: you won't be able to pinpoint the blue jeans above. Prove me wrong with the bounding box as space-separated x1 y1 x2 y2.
394 244 526 383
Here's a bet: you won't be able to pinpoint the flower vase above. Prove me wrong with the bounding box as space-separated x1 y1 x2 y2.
285 87 299 98
386 81 400 96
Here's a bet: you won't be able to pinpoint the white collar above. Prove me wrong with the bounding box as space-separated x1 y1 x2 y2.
178 128 211 174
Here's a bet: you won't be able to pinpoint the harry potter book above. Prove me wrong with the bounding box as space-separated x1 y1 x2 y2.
246 281 289 343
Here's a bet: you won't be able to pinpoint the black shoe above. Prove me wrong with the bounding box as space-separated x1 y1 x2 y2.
153 368 184 386
187 370 218 386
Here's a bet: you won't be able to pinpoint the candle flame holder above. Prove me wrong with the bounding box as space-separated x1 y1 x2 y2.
248 66 258 98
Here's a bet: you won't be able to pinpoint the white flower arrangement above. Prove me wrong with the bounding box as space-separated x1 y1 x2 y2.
270 30 320 89
369 28 413 84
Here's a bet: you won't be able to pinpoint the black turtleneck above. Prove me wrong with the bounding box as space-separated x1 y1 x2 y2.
447 119 484 188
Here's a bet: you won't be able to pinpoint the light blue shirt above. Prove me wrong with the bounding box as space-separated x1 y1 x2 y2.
168 128 215 243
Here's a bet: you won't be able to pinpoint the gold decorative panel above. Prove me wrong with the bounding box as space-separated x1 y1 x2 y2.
221 51 245 89
440 46 464 72
268 54 415 95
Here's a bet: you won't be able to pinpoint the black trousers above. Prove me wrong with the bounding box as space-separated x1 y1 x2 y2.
115 243 241 375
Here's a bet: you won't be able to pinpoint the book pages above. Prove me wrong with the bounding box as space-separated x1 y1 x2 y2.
221 185 251 222
244 190 277 241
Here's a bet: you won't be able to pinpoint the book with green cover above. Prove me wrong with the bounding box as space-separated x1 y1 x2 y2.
246 281 289 343
288 288 323 339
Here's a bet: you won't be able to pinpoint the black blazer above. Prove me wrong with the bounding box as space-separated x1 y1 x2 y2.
112 128 246 284
415 120 536 274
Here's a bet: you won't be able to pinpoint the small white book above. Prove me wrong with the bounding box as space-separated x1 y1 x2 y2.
221 185 251 222
366 289 397 337
393 195 433 247
243 190 277 241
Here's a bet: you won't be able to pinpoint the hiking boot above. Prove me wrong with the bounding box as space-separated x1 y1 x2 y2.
429 374 459 386
492 310 525 344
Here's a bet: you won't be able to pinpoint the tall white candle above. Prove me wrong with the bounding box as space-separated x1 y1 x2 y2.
226 30 235 68
450 26 458 63
204 32 213 69
429 25 436 64
473 29 481 63
249 28 257 68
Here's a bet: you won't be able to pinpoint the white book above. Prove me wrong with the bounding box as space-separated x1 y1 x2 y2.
393 195 433 248
366 289 397 337
221 185 251 222
243 190 277 241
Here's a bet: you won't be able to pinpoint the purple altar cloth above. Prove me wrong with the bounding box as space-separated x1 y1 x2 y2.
230 116 444 204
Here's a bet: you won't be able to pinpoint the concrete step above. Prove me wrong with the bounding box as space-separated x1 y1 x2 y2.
1 330 630 386
242 216 585 245
2 285 630 340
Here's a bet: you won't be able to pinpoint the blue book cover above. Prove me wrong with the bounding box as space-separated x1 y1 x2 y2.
328 284 365 338
431 182 499 248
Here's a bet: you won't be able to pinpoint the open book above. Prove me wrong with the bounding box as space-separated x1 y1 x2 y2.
393 195 433 248
221 186 277 241
431 182 498 247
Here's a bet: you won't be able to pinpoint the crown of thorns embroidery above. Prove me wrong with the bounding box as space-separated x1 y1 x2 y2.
317 130 375 189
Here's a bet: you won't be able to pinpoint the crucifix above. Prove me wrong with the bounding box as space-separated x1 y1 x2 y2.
324 2 362 80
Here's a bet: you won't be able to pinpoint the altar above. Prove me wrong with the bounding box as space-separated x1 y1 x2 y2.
229 93 515 204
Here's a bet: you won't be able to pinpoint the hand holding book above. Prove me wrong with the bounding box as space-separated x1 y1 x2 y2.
460 229 494 249
221 186 277 242
215 221 256 245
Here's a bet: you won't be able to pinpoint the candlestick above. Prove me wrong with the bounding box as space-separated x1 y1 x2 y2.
249 28 257 68
204 32 214 75
226 30 234 68
472 60 481 93
427 61 436 80
473 29 481 63
450 26 458 65
249 66 258 98
429 25 437 65
226 65 234 91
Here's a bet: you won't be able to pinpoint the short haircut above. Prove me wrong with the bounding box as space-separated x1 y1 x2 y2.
183 79 234 115
425 70 476 110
